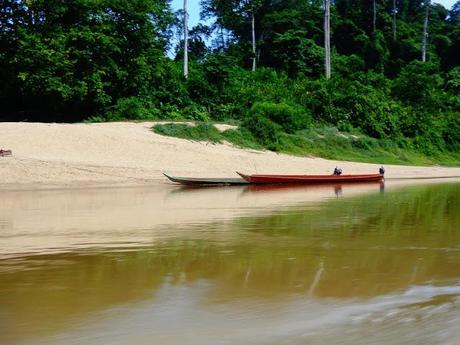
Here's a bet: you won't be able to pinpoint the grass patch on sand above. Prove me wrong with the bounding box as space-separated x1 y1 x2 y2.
153 122 223 143
153 122 460 166
153 122 263 150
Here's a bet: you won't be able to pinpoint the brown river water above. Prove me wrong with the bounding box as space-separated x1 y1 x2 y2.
1 180 460 345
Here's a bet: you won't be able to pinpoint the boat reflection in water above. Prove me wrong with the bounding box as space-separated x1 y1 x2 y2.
242 180 385 195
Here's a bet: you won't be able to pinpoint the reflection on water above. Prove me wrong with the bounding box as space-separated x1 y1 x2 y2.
1 182 460 345
0 182 385 257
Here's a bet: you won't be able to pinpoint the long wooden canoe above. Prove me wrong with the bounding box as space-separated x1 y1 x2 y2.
164 173 249 186
237 172 384 184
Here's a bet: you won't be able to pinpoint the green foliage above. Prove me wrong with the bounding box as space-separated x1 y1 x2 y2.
392 61 444 105
182 104 210 121
152 122 263 150
1 0 459 164
1 0 172 121
446 67 460 91
292 73 402 139
107 97 159 121
153 123 223 143
153 122 460 166
440 112 460 151
221 128 263 150
264 21 324 77
218 68 294 119
249 101 311 133
242 114 282 150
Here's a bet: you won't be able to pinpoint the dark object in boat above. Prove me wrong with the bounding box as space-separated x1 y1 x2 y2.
379 166 385 174
163 173 249 186
237 172 384 184
333 166 343 176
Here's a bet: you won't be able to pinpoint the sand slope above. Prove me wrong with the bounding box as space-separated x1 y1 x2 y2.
1 122 459 187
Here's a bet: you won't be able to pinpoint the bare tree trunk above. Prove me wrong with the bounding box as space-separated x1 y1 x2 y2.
421 0 430 62
372 0 377 33
392 0 397 41
220 26 225 52
29 8 35 26
324 0 331 79
257 32 263 62
183 0 189 78
251 9 256 72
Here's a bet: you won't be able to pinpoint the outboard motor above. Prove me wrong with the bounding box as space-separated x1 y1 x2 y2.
379 166 385 175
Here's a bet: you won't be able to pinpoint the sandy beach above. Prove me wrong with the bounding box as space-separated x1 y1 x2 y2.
1 121 460 188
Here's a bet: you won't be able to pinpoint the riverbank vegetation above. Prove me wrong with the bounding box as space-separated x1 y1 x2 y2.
153 122 460 165
1 0 460 164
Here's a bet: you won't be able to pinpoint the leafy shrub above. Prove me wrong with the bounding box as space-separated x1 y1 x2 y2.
392 61 443 105
107 97 159 121
268 28 324 77
153 123 222 143
159 104 183 120
446 67 460 91
351 135 379 150
250 101 311 133
242 114 282 150
351 90 403 138
219 68 294 119
212 103 241 121
182 104 210 121
442 112 460 151
334 54 366 78
222 128 263 150
84 115 106 123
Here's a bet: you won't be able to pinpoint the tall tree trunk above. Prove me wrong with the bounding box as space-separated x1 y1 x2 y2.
392 0 397 41
324 0 331 79
220 26 225 52
183 0 189 78
251 9 256 72
421 0 430 62
257 32 263 62
372 0 377 33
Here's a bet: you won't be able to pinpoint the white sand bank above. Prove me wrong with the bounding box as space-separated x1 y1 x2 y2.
1 121 460 188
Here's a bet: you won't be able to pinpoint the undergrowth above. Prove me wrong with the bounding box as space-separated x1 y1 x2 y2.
152 122 460 166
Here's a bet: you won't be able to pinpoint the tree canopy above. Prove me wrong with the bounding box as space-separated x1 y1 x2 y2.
0 0 459 155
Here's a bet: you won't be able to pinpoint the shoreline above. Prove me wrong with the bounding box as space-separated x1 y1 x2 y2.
1 176 460 193
1 121 460 189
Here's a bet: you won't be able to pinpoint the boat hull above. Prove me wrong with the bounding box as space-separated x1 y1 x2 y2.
164 173 249 186
237 172 384 184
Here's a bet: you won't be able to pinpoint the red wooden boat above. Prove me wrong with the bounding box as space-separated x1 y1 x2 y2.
237 172 384 184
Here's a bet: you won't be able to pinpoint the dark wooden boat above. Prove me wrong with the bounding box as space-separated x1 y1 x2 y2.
164 173 249 186
237 172 384 184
